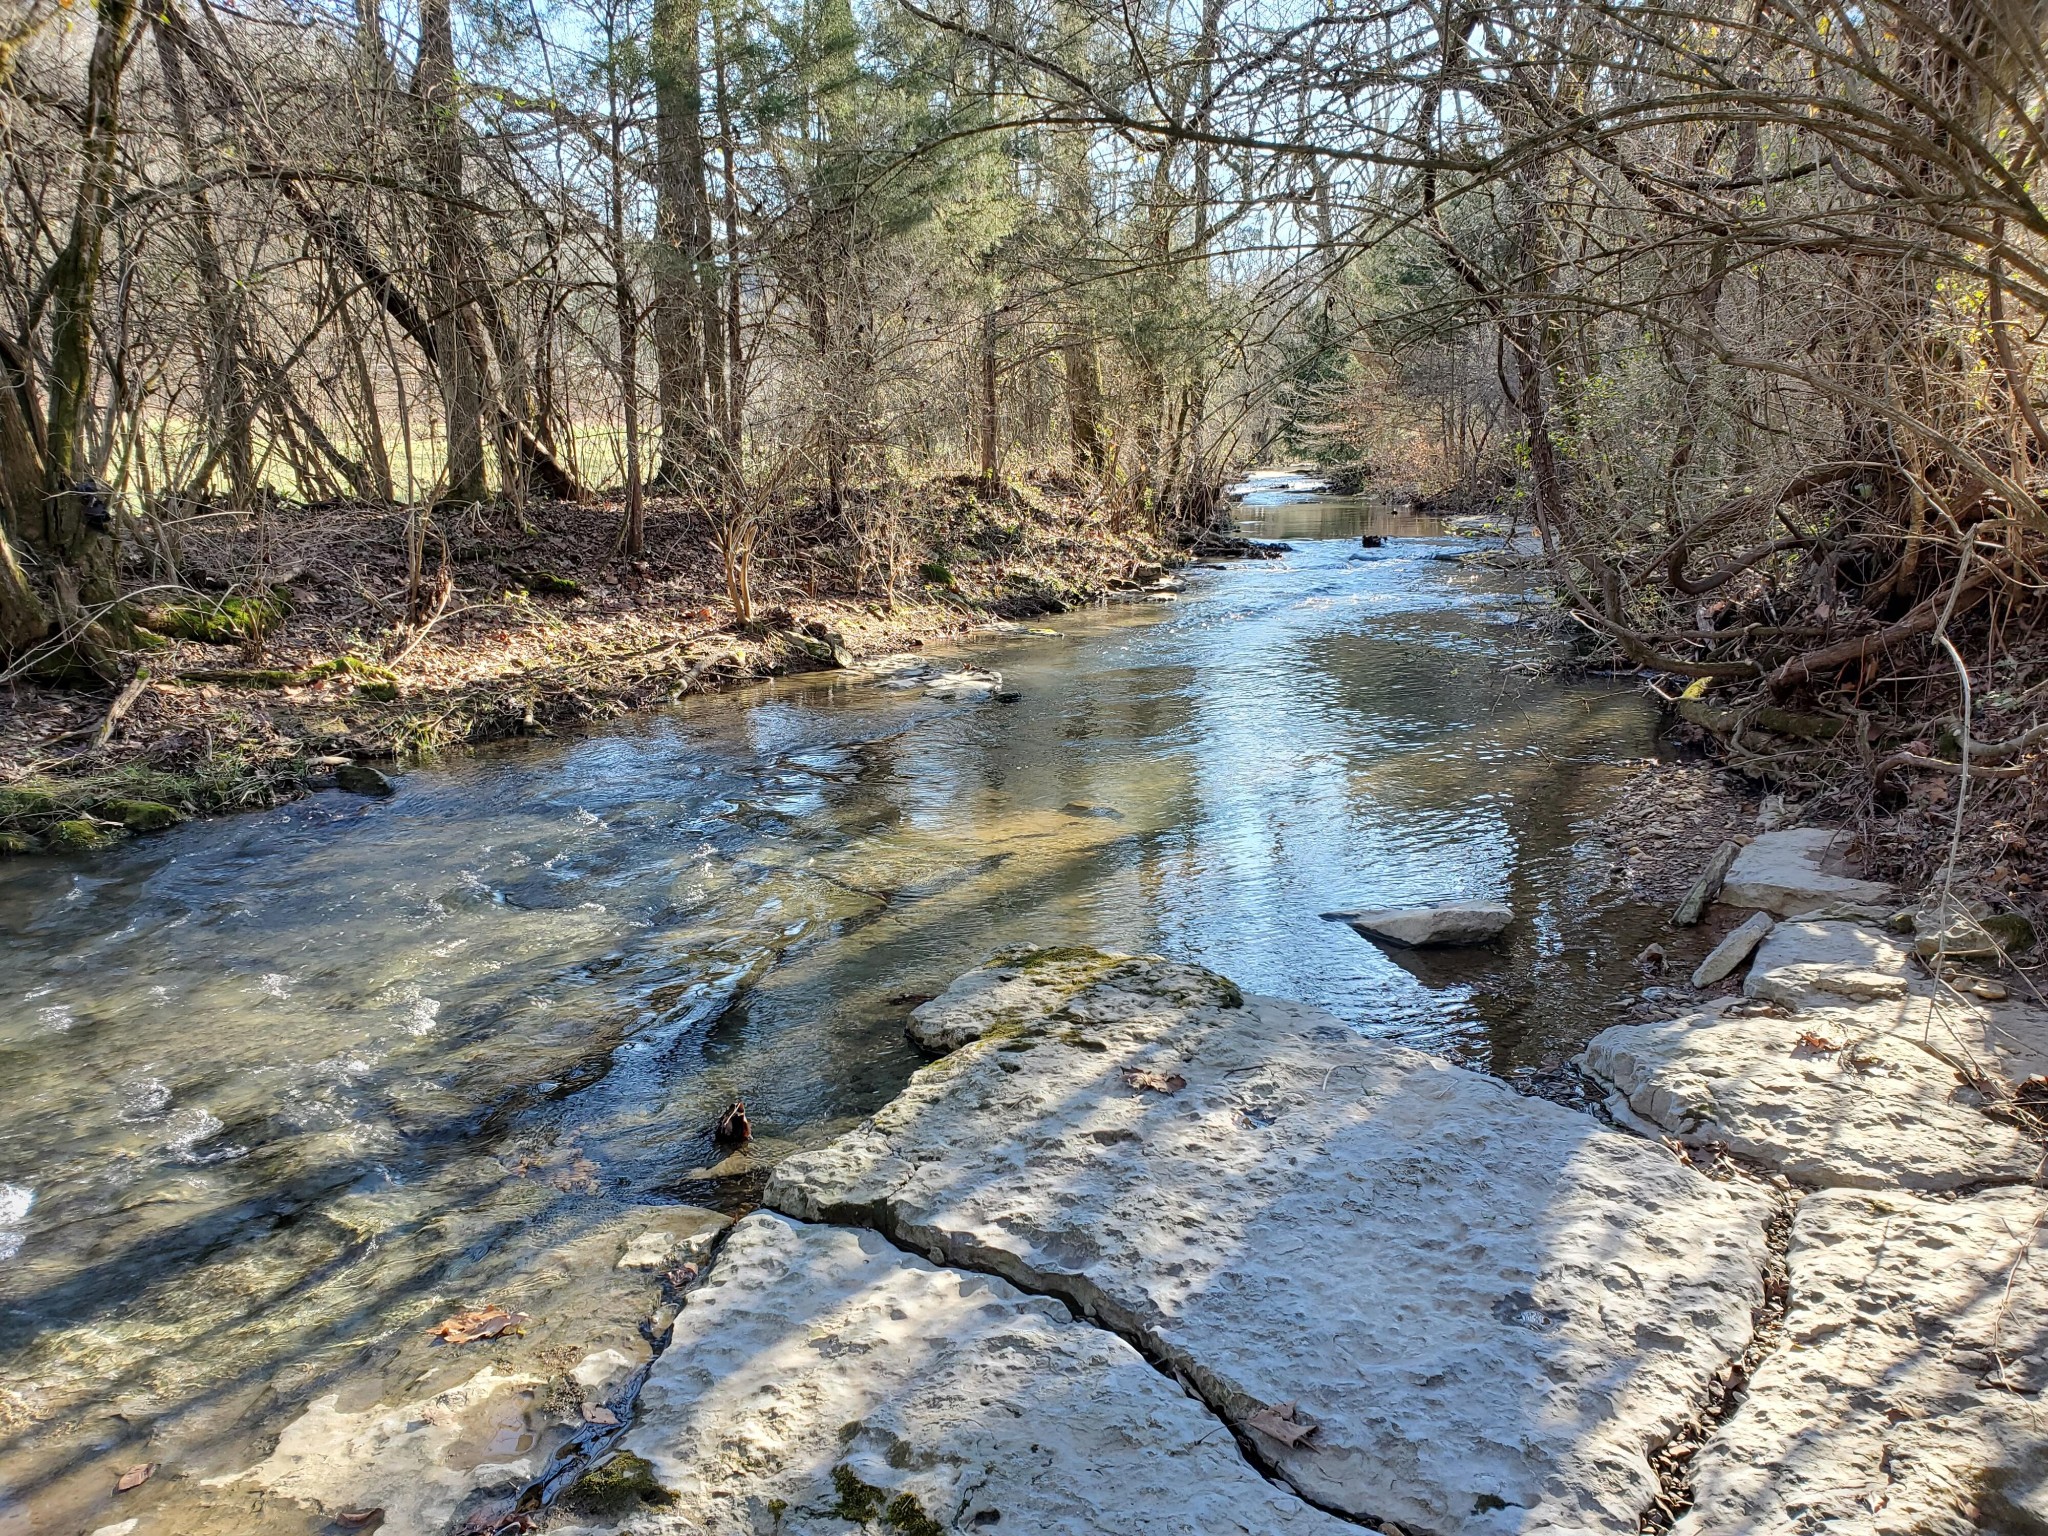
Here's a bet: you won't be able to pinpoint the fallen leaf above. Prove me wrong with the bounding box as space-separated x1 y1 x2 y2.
430 1305 531 1345
1795 1031 1843 1053
338 1511 386 1529
1244 1401 1320 1449
663 1261 700 1288
581 1403 620 1426
116 1463 156 1492
1123 1068 1187 1094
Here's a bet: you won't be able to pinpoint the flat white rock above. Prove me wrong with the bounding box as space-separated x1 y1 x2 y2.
1691 911 1775 988
907 945 1239 1052
1676 1186 2048 1536
1579 1004 2039 1189
769 950 1769 1535
606 1211 1348 1535
1333 900 1513 947
1719 828 1891 916
1742 920 1914 1008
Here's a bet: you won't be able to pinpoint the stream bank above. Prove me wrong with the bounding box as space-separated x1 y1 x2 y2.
0 475 1184 851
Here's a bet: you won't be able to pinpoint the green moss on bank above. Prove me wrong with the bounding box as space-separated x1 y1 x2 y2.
560 1451 676 1517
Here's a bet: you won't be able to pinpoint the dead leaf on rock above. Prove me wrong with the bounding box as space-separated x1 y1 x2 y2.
580 1403 620 1426
115 1463 156 1492
430 1305 531 1345
1244 1401 1320 1449
337 1511 386 1529
1795 1031 1843 1054
1123 1067 1187 1094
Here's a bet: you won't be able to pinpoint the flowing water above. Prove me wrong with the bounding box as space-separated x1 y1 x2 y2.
0 484 1676 1534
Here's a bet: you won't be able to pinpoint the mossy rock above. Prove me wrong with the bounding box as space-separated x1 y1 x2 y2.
919 561 956 589
45 819 117 852
0 831 43 856
140 591 292 645
99 799 181 832
356 679 400 702
1982 912 2037 954
559 1452 675 1517
502 568 584 597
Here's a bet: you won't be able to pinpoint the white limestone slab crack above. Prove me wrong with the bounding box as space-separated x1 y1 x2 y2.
767 949 1771 1536
596 1211 1352 1536
1674 1186 2048 1536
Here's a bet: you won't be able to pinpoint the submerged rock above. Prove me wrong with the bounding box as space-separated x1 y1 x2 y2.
1719 828 1891 915
604 1211 1348 1535
1676 1186 2048 1536
335 763 395 797
1579 999 2040 1189
234 1206 726 1536
863 655 1003 700
1328 899 1513 947
770 948 1769 1535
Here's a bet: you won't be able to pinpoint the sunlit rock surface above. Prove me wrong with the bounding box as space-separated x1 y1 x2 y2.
582 1211 1350 1536
1675 1187 2048 1536
1330 900 1514 948
1719 829 1891 916
769 948 1770 1535
1742 920 1914 1009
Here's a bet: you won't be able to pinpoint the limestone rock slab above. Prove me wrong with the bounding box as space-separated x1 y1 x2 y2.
1720 828 1891 916
1691 912 1774 989
601 1211 1347 1535
1675 1186 2048 1536
1579 1005 2039 1189
907 946 1239 1053
769 950 1770 1536
1331 900 1514 947
1742 920 1915 1009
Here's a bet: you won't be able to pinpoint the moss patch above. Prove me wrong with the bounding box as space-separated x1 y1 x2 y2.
45 819 116 852
559 1451 676 1517
99 798 181 831
140 591 291 644
830 1467 944 1534
0 832 42 856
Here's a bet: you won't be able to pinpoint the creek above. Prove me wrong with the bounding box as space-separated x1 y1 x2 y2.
0 481 1671 1534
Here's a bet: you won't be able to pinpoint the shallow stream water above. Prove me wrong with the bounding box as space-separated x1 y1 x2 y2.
1 484 1674 1533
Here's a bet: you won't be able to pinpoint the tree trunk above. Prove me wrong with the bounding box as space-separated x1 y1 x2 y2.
413 0 489 504
154 18 258 506
37 0 139 603
651 0 723 488
978 309 1000 487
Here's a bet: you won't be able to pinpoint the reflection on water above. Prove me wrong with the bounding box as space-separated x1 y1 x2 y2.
0 488 1668 1533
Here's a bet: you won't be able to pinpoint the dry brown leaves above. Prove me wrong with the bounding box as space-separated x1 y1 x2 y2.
1122 1067 1187 1094
1795 1031 1844 1053
1243 1401 1320 1448
430 1305 531 1345
115 1463 156 1492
